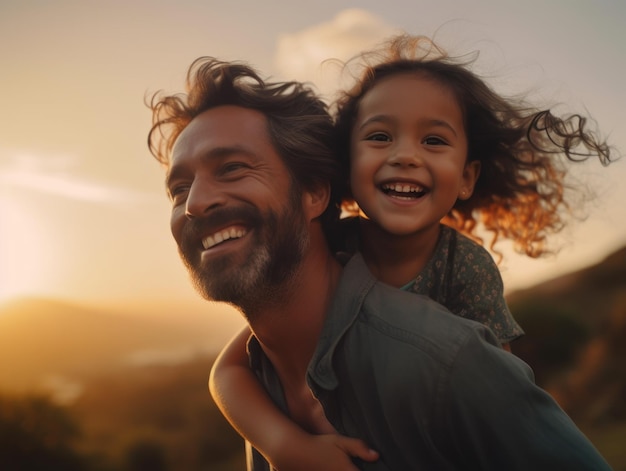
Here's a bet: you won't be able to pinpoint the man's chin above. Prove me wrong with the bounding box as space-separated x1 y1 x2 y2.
185 247 246 280
192 274 243 304
189 251 268 304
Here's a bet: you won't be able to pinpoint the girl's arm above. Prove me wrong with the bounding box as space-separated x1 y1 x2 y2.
209 327 378 471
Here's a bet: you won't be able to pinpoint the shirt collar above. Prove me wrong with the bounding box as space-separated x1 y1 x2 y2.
307 252 376 390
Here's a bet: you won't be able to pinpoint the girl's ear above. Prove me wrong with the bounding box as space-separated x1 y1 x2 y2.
303 182 331 221
458 160 481 200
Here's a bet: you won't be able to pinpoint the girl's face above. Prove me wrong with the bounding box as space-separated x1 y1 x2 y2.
349 73 480 237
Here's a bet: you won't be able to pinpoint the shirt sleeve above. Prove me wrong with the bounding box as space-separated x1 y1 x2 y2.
447 238 524 343
437 327 611 470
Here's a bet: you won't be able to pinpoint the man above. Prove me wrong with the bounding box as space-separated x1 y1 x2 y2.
148 57 611 470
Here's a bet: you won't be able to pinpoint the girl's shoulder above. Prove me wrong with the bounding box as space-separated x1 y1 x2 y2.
429 225 504 299
439 226 525 342
442 226 499 272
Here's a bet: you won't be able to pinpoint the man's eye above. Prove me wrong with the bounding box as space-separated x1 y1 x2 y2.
365 132 391 142
222 162 249 173
168 184 189 200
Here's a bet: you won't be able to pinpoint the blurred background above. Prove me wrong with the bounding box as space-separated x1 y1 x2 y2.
1 1 624 469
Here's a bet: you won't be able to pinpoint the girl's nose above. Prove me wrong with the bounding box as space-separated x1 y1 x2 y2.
387 143 422 168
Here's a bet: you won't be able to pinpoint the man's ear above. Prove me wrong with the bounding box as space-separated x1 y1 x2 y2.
303 182 331 221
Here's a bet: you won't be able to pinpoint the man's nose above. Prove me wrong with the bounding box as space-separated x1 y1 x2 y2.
184 179 225 218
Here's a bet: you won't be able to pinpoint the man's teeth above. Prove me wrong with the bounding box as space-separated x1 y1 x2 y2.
202 227 247 250
382 183 424 194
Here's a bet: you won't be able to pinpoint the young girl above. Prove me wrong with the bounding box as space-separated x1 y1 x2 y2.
209 35 613 470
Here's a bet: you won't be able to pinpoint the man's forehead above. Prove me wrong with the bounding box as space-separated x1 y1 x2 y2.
171 106 270 159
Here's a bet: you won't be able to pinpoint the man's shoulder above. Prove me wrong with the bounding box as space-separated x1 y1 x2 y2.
324 252 500 369
357 280 498 366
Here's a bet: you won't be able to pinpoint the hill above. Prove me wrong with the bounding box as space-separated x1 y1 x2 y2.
0 355 247 471
508 244 626 377
0 297 241 398
509 244 626 386
508 245 626 468
70 355 246 471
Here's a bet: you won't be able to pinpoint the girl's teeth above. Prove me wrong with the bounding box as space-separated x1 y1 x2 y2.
383 183 423 193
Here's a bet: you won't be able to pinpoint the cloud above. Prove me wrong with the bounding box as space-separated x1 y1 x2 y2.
273 8 398 98
0 151 150 203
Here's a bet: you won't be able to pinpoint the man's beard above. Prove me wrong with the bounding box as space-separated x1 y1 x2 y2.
177 184 309 315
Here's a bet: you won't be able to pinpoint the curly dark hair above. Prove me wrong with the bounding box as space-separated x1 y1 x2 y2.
147 57 342 236
333 35 614 258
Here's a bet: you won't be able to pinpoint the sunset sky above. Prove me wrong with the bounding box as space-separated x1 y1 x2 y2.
1 0 625 323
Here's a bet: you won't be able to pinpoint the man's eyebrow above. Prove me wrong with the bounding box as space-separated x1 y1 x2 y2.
205 145 257 160
165 164 184 190
166 145 256 184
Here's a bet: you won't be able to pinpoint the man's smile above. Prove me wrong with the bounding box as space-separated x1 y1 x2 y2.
202 225 249 250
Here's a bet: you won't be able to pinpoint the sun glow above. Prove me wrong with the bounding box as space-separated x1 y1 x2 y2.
0 194 51 303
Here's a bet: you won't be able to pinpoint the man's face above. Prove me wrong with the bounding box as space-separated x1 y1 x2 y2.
167 105 309 312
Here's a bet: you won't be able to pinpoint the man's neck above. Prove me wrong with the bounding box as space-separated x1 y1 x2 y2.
249 244 341 434
249 247 342 381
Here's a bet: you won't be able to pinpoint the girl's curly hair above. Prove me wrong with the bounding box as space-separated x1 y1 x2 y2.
333 35 614 258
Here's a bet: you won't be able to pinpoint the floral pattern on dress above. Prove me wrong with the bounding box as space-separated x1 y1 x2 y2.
406 225 524 343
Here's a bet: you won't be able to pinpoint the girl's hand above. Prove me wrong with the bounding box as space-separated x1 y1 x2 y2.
271 433 379 471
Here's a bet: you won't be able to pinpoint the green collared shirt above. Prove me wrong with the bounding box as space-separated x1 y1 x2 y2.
248 253 610 470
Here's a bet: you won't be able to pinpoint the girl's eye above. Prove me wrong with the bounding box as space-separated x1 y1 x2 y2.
423 136 447 146
365 132 391 142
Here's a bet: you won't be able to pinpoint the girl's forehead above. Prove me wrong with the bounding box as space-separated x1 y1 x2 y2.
366 71 450 95
351 72 467 138
358 73 461 113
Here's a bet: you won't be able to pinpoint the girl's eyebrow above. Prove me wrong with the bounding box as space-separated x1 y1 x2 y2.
357 114 393 131
427 119 458 137
358 114 458 137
